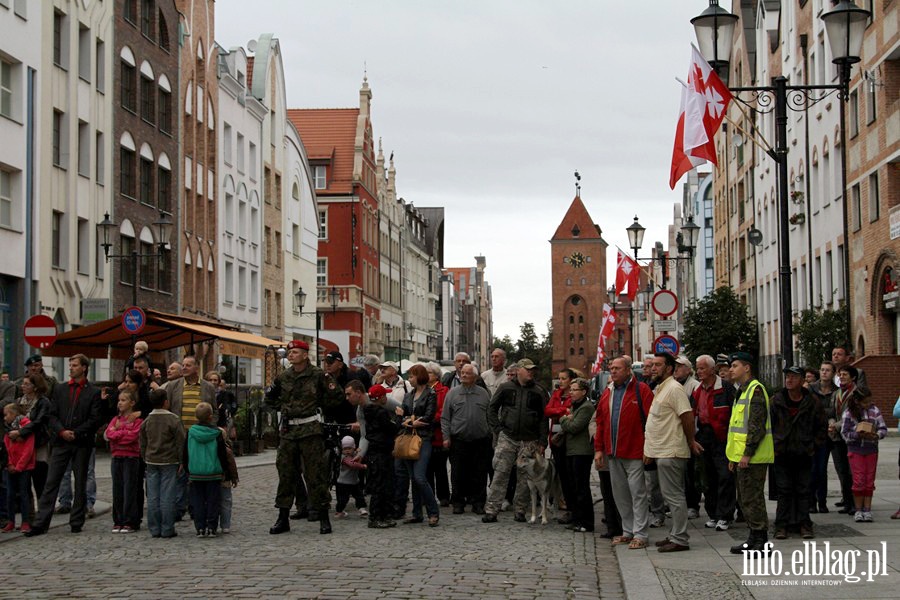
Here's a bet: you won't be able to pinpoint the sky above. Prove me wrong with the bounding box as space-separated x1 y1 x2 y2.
216 0 702 341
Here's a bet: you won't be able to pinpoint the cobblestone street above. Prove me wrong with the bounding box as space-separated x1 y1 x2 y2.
3 460 625 599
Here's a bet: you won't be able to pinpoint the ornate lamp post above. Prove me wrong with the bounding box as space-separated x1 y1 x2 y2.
97 210 173 308
625 215 700 290
690 0 869 367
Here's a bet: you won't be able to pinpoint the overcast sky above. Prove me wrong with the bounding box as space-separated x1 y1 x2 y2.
217 0 701 340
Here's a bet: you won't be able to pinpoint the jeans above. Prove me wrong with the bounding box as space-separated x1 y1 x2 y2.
190 480 222 533
175 467 189 517
657 457 689 547
111 456 143 528
58 448 96 509
426 446 450 503
392 457 411 517
145 464 178 537
5 470 31 524
219 485 232 530
404 441 439 519
809 443 830 505
831 438 855 510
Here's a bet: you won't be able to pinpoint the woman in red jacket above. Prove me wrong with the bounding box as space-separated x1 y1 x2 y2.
546 368 579 524
4 403 36 533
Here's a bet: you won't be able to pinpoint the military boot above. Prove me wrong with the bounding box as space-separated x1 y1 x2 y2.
730 530 755 554
319 511 332 535
747 529 769 551
269 508 291 535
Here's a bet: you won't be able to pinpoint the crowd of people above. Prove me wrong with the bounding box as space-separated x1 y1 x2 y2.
1 341 897 555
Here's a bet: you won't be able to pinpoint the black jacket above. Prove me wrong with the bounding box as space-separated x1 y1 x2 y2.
47 380 104 447
770 387 828 456
16 395 52 449
363 402 400 453
487 379 549 442
400 386 437 440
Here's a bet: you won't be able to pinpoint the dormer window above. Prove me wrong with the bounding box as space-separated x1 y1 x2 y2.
571 224 580 237
313 165 327 190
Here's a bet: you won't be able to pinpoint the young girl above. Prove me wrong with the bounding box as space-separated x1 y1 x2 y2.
839 366 887 522
334 436 367 518
3 403 35 533
104 391 143 533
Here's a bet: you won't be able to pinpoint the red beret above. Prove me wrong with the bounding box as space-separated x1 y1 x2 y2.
368 385 388 398
287 340 309 351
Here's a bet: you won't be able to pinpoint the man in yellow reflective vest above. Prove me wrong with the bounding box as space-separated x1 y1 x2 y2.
726 352 774 554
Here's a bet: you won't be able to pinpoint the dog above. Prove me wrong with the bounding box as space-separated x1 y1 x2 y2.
516 447 560 525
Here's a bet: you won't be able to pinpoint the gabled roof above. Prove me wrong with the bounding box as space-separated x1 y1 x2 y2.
551 195 604 241
288 108 359 195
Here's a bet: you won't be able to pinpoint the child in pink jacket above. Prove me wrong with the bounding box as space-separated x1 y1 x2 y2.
104 391 143 533
4 403 36 533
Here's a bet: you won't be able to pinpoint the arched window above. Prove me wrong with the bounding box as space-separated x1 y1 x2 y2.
158 10 170 51
568 315 574 324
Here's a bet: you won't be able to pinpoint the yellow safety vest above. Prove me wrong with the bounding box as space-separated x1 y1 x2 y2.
725 379 774 463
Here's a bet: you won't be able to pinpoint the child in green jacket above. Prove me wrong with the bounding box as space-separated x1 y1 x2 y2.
183 402 229 537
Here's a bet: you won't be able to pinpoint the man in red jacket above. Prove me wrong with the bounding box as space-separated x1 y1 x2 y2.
594 357 654 549
692 354 736 531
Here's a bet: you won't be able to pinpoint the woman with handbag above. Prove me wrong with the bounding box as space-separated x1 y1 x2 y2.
396 364 440 527
546 368 578 524
558 378 596 532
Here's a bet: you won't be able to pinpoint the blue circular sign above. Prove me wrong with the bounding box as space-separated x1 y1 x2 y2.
653 335 680 355
122 306 146 335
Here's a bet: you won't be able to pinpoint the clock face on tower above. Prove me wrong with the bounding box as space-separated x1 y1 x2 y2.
569 252 586 268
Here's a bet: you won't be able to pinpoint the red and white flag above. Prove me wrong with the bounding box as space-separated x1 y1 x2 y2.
615 249 641 302
592 304 617 375
669 45 732 189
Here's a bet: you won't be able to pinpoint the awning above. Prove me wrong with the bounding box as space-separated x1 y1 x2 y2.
43 309 284 360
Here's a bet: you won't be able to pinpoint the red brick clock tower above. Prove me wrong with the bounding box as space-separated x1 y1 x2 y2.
550 193 608 376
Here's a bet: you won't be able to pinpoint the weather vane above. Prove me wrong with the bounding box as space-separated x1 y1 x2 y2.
574 170 581 197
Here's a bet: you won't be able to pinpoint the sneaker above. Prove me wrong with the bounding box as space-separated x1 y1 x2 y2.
111 526 122 533
206 528 217 537
704 519 718 529
119 525 134 534
863 512 873 523
649 517 665 528
196 529 206 537
334 511 347 519
358 508 368 517
687 508 699 519
19 523 31 534
854 511 864 522
715 520 731 531
221 528 230 534
1 522 15 533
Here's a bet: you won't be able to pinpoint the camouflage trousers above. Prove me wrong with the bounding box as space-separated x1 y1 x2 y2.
484 432 540 516
735 463 769 531
274 433 330 511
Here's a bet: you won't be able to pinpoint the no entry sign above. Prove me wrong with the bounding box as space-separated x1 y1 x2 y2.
122 306 147 335
651 290 679 318
24 315 58 349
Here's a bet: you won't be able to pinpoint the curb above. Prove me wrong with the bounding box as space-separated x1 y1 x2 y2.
616 543 668 600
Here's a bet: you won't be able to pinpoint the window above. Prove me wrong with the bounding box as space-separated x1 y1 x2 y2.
77 121 89 177
52 110 64 168
248 141 256 178
0 60 12 119
851 183 861 231
78 25 90 81
158 10 170 51
158 247 171 292
869 172 879 222
53 11 67 69
263 166 271 203
249 269 257 308
275 292 282 327
274 231 281 267
225 192 234 234
140 76 154 123
264 289 271 326
140 0 153 39
292 223 300 256
223 122 232 163
0 170 11 227
224 261 234 303
76 218 89 274
139 158 153 205
120 146 136 197
139 241 154 288
318 209 327 239
123 0 136 24
95 39 104 92
157 166 171 212
849 89 859 137
866 82 876 125
121 61 136 111
264 226 271 263
158 88 171 133
317 259 327 287
314 165 326 189
274 173 282 210
52 211 63 268
95 132 104 183
236 133 245 172
236 265 247 306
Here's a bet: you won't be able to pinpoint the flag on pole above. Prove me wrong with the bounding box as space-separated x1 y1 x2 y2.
615 249 641 302
592 304 617 375
669 44 733 189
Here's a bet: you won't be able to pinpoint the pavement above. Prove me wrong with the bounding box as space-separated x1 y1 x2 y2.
3 447 625 599
618 433 900 600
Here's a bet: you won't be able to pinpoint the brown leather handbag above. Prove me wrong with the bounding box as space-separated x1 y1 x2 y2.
393 428 422 460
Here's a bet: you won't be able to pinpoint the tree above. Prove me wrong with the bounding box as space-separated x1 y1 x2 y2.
517 322 539 356
510 320 554 389
682 286 758 361
793 305 848 366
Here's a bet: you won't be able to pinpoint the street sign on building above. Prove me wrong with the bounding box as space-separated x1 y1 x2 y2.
24 315 58 349
81 298 110 325
654 319 677 332
121 306 146 335
653 335 680 355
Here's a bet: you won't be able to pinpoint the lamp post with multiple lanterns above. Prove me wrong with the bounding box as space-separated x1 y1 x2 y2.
294 285 338 367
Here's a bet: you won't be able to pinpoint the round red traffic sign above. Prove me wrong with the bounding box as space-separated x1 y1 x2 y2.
24 314 58 349
122 306 147 335
651 290 679 317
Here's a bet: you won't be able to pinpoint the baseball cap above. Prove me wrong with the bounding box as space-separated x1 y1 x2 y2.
783 365 804 376
516 358 538 370
379 361 398 370
715 353 730 366
675 355 692 368
368 385 388 398
287 340 309 351
325 351 344 363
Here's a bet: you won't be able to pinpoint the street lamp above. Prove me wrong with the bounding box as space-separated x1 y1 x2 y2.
97 210 173 308
690 0 868 367
625 215 699 290
295 286 340 366
406 322 415 361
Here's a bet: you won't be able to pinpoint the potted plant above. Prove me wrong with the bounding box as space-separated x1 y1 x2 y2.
790 190 805 205
789 212 806 225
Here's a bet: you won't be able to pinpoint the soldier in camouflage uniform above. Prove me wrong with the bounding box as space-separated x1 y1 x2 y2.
266 340 343 535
